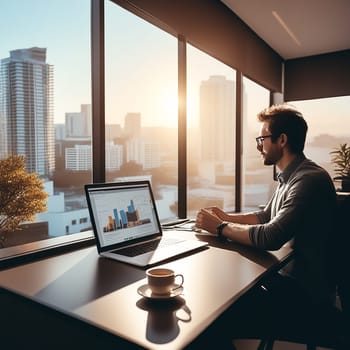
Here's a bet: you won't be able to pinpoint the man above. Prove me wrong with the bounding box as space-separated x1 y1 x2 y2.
193 104 346 348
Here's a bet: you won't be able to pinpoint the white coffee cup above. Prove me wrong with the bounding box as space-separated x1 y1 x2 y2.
146 268 184 295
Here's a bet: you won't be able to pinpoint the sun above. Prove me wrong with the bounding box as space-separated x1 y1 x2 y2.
157 88 198 128
161 94 178 118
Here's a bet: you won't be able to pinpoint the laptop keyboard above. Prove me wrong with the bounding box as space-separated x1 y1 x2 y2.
113 240 161 257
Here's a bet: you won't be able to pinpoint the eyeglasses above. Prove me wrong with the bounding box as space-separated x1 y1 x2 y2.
255 134 273 147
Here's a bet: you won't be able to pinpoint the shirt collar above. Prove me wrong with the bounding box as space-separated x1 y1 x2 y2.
277 153 306 184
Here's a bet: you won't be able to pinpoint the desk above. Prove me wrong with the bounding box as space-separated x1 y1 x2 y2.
0 231 292 349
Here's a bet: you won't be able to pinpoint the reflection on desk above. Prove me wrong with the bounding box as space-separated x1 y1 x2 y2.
137 297 191 344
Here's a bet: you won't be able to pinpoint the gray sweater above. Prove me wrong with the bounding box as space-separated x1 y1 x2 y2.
249 154 338 303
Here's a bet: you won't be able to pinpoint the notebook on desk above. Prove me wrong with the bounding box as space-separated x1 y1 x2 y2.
84 180 208 267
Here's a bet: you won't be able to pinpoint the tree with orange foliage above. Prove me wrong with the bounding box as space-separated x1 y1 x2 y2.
0 155 47 234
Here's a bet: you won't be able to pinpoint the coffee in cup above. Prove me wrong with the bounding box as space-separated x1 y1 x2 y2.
146 268 184 295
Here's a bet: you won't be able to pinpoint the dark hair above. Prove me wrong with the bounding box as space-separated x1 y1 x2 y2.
257 104 308 153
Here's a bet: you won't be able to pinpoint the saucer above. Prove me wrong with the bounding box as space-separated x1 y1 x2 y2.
137 284 184 300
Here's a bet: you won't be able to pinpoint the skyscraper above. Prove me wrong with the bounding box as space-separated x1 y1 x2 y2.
124 112 141 137
65 104 92 138
199 75 235 161
0 47 54 178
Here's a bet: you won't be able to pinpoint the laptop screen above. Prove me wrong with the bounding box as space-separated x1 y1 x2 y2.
85 181 162 249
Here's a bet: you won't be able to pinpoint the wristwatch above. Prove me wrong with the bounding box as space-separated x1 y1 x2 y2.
216 221 229 240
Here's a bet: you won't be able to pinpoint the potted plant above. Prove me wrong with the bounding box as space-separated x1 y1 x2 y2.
0 155 47 247
330 143 350 192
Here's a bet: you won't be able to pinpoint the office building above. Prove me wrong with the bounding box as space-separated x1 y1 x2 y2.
0 47 54 177
126 137 160 170
65 104 92 138
65 144 92 171
124 112 141 137
106 123 123 142
143 141 161 169
200 75 235 162
54 124 65 141
105 142 123 170
65 143 123 171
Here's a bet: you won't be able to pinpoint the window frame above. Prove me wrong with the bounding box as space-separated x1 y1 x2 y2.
0 0 264 265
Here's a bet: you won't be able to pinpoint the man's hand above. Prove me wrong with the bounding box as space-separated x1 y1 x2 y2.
195 207 254 246
205 206 232 221
195 208 222 235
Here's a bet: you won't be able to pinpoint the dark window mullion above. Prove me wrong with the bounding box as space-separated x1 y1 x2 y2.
178 35 187 218
235 71 243 212
91 0 105 183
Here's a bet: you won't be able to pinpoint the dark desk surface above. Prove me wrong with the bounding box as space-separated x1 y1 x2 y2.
0 230 293 349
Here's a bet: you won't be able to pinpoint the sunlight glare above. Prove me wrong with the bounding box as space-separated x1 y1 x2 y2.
161 93 178 119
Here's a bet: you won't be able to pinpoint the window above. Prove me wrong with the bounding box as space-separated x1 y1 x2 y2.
80 217 88 224
242 77 274 211
2 1 346 262
187 44 236 216
105 1 178 221
0 0 91 249
288 96 350 184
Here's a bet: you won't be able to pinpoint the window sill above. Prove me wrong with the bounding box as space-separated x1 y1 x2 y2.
0 231 95 269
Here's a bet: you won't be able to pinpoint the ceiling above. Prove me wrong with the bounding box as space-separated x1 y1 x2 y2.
220 0 350 60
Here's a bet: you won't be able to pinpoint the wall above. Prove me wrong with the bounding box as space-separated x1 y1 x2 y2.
285 50 350 101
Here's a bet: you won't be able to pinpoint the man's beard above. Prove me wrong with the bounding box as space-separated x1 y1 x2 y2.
263 148 282 166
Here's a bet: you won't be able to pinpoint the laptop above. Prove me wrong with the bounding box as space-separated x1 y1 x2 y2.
84 180 208 267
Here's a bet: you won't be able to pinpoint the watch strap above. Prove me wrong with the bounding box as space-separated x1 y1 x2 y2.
216 221 229 240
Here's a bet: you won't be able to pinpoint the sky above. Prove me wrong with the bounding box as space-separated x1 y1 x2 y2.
0 0 91 124
1 0 349 136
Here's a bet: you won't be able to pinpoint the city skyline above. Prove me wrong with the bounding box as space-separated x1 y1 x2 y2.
1 0 349 136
